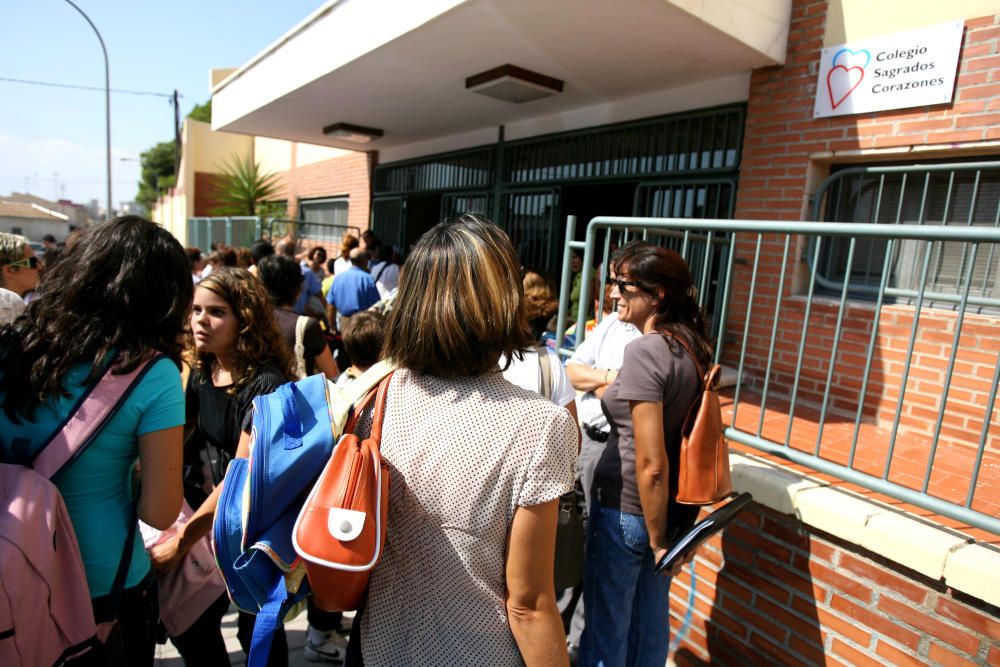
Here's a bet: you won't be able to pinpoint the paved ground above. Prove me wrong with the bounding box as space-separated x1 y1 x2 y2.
154 607 355 666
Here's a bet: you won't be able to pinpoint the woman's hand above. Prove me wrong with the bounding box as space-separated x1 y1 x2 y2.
651 546 695 578
149 534 187 573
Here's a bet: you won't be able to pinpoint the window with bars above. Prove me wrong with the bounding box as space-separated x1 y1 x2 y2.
816 161 1000 307
299 197 349 226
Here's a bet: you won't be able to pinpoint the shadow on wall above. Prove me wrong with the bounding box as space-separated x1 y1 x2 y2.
672 502 826 666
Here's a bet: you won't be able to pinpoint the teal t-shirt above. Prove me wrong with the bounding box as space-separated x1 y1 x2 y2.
0 356 184 596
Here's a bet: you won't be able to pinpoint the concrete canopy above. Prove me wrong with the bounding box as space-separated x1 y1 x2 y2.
212 0 791 155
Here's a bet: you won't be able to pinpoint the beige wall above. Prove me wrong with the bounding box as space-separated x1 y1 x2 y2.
186 119 253 174
151 190 188 246
826 0 1000 45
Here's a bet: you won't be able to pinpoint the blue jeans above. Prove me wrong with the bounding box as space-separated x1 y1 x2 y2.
579 500 671 667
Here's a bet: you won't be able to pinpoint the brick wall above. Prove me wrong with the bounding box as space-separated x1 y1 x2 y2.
192 172 225 216
728 2 1000 450
271 149 371 232
669 501 1000 666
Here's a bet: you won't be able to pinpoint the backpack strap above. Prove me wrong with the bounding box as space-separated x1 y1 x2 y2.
328 358 396 441
373 261 392 285
343 372 393 436
535 344 553 401
293 316 309 380
32 354 164 480
659 331 706 384
33 353 162 624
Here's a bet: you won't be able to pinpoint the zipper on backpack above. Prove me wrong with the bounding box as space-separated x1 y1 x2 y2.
244 395 271 544
214 458 252 606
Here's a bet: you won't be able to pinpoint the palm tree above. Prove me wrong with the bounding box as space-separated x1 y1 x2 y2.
209 154 281 216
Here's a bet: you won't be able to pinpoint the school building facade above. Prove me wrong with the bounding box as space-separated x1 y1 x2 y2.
211 0 1000 663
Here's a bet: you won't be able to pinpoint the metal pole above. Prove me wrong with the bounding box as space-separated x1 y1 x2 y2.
64 0 111 220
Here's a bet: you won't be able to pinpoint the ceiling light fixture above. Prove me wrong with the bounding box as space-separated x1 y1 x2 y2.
465 64 564 104
322 122 384 143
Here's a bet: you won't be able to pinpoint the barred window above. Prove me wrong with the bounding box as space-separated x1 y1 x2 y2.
815 161 1000 310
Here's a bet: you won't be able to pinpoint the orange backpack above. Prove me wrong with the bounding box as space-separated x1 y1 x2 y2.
662 333 733 505
292 373 392 611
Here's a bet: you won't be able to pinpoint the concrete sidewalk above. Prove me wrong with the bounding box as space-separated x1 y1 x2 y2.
154 606 354 667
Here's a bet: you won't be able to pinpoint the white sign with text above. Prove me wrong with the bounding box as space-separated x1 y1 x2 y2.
813 21 964 119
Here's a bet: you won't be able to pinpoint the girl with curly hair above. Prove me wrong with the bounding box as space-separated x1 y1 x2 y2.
0 215 191 666
149 267 295 667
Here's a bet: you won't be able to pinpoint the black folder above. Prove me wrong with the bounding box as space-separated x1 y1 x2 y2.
654 492 753 574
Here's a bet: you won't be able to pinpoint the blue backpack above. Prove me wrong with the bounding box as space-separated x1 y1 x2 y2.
213 361 393 667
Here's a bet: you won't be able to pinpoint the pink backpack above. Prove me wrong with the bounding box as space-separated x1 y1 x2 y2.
0 357 158 666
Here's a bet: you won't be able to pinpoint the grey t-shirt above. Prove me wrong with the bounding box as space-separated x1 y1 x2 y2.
594 333 701 531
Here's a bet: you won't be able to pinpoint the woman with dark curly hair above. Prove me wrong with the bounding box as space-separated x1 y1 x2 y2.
579 241 710 667
0 215 192 666
149 267 295 667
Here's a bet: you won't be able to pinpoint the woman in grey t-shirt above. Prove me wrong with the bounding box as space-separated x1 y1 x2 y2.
579 241 712 667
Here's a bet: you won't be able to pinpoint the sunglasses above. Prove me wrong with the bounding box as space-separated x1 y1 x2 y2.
609 278 643 292
6 256 40 269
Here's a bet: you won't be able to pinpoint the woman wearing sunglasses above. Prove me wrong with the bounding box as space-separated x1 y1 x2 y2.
0 217 192 665
579 241 710 667
0 232 41 325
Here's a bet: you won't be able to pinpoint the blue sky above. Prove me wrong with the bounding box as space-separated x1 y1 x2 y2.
0 0 324 208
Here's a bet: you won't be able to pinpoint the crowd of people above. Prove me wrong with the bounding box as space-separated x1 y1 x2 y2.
0 213 712 667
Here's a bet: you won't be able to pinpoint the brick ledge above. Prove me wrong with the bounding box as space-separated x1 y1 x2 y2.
730 451 1000 608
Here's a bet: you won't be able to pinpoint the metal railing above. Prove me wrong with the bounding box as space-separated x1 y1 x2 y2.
187 216 265 252
557 215 1000 536
811 161 1000 312
186 217 361 252
263 218 361 250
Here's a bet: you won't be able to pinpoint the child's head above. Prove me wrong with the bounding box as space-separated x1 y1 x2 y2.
343 311 385 371
189 267 295 387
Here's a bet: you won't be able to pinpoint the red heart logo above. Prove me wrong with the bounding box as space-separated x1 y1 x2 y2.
827 65 865 109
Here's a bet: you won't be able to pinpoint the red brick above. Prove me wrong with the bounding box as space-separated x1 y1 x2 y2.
875 639 927 667
836 553 927 604
831 639 881 667
935 596 1000 640
960 83 1000 100
878 596 980 654
898 119 955 134
816 606 872 647
830 594 921 649
964 16 997 29
749 630 804 665
790 633 827 665
928 642 979 667
808 560 874 603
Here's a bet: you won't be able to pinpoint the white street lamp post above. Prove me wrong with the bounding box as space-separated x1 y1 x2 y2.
63 0 111 220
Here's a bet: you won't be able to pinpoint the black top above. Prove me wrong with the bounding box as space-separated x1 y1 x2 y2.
182 363 287 505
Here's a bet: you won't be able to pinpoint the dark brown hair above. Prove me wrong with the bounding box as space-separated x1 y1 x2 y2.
343 311 385 370
383 214 533 377
611 241 713 368
1 216 192 420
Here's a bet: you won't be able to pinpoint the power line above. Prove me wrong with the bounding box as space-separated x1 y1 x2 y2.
0 76 178 99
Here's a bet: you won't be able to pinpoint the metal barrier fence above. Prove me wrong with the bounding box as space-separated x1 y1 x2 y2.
186 217 361 252
557 214 1000 536
187 217 265 252
264 219 361 250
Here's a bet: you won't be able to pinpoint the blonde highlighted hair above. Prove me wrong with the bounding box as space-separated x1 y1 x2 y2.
383 214 533 377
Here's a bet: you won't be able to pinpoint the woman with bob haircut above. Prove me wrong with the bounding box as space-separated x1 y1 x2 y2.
0 215 191 666
150 267 296 666
579 240 709 667
350 214 578 666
